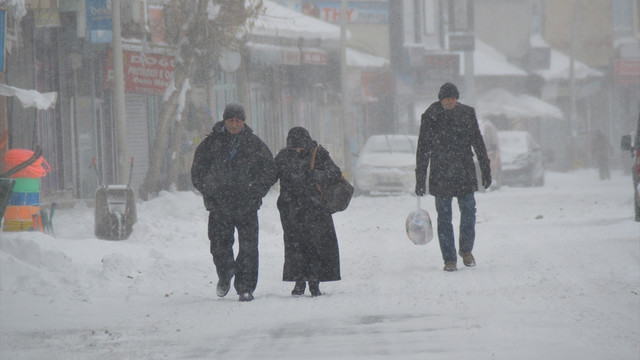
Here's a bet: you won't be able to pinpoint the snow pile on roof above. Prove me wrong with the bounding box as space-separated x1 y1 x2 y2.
250 0 347 41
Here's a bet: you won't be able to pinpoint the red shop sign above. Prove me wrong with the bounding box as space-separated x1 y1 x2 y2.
105 50 176 95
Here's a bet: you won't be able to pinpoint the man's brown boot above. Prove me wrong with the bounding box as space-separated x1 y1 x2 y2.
459 251 476 267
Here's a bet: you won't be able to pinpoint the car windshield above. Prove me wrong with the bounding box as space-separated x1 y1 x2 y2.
365 136 416 154
498 132 528 154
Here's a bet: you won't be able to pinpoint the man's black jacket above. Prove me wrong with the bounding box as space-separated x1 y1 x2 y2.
416 101 491 197
191 121 277 215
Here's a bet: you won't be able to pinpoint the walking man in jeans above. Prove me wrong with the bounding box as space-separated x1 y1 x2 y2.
415 83 491 271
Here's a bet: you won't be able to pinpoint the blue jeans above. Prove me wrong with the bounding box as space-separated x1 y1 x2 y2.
435 193 476 264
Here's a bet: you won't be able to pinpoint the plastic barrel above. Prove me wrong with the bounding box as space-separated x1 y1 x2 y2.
3 149 49 178
12 178 40 192
2 205 40 232
10 192 40 205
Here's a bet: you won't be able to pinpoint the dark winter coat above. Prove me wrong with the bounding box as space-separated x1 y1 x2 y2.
275 136 342 282
191 121 277 216
416 101 491 197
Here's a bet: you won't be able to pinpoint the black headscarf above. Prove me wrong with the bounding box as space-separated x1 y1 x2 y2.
286 127 317 157
286 127 313 148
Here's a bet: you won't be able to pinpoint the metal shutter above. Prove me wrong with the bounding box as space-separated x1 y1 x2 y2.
125 94 150 193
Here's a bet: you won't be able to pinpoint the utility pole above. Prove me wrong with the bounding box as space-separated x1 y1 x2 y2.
464 49 475 106
112 0 128 184
569 0 579 168
340 0 351 178
447 0 475 106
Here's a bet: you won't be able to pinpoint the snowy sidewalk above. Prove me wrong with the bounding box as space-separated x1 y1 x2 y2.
1 169 638 359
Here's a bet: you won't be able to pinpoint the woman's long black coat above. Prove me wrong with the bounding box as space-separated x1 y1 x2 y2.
275 145 342 282
416 101 491 197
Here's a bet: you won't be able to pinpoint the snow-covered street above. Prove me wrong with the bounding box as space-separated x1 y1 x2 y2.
1 169 638 359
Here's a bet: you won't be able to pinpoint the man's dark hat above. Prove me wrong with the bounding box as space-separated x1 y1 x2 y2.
223 103 246 121
438 82 459 101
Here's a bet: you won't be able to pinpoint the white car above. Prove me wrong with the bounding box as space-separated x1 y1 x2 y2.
354 135 418 195
498 130 545 187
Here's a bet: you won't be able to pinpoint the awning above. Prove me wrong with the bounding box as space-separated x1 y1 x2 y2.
0 84 57 110
477 88 564 120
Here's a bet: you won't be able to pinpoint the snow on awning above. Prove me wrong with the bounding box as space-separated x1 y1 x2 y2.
0 84 57 110
530 35 604 81
251 0 348 42
347 48 389 68
477 88 564 120
458 40 528 77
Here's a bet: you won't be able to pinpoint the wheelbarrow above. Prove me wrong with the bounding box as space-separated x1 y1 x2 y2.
93 158 137 240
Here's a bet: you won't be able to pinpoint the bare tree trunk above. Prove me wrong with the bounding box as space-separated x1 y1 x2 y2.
138 67 188 200
166 106 187 190
137 0 261 199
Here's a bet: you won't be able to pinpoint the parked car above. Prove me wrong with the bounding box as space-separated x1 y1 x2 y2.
497 130 545 187
354 134 418 195
620 114 640 221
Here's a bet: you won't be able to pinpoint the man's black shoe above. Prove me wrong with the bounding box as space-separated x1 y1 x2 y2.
239 292 254 302
216 279 231 297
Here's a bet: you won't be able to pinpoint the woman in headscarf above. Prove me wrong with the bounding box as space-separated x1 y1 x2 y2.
274 127 342 296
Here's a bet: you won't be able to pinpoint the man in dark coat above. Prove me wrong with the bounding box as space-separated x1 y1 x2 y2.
191 103 277 301
275 127 342 297
415 83 491 272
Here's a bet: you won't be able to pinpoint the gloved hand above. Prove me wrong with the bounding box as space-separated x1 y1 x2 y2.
415 182 426 196
482 173 492 189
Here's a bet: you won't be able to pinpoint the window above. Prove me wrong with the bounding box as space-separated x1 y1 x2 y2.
424 0 438 35
613 0 633 33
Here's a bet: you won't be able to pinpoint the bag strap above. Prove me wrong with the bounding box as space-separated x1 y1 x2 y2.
309 146 324 196
310 146 319 170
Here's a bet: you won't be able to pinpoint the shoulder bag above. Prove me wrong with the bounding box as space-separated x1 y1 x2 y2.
311 146 354 213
